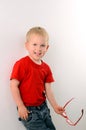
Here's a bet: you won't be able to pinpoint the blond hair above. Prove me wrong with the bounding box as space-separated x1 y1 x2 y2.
26 26 49 44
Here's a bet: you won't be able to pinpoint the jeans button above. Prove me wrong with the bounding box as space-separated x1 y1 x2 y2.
37 106 41 110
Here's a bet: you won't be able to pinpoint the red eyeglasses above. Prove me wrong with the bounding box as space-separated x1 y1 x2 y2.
62 98 84 126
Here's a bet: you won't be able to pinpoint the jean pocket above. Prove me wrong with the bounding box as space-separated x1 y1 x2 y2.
21 113 32 122
21 113 32 127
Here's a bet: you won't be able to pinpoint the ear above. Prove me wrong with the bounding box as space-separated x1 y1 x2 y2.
25 42 29 50
46 45 49 50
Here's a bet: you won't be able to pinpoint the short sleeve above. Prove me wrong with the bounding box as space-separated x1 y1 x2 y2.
10 60 25 82
45 66 55 83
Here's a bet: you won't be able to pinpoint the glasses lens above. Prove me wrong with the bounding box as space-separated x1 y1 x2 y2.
62 98 84 126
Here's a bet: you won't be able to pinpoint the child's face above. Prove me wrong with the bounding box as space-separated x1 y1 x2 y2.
25 34 49 63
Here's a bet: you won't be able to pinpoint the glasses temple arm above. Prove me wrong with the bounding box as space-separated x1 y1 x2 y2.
73 109 84 126
66 109 84 126
63 98 74 108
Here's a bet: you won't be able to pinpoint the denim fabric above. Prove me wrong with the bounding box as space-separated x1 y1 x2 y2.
21 102 56 130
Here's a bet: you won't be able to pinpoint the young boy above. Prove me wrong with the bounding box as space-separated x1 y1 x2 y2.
10 26 64 130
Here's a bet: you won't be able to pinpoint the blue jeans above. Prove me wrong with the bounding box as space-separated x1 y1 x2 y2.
20 101 56 130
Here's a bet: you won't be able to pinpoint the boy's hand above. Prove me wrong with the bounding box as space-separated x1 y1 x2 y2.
54 105 65 115
18 105 30 120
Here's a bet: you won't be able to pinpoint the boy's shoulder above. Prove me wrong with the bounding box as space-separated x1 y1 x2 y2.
14 56 29 67
42 60 51 70
16 56 29 63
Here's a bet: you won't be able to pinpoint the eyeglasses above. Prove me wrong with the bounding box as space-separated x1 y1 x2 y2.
62 98 84 126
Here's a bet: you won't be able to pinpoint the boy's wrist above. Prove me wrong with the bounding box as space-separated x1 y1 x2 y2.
17 102 25 108
53 104 59 110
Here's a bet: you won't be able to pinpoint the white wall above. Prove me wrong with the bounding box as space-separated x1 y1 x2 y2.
0 0 86 130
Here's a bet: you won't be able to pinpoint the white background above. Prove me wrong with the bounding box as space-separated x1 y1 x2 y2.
0 0 86 130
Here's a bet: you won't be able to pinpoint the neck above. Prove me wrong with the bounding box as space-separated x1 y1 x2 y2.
29 55 42 65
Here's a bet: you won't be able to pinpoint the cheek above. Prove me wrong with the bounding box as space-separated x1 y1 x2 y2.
26 45 33 51
44 47 48 52
25 44 30 50
42 48 48 54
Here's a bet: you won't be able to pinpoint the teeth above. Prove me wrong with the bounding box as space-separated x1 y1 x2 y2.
37 53 41 56
34 52 41 55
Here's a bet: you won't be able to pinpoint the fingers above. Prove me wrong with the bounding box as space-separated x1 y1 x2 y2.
19 110 32 120
55 106 65 115
22 112 29 120
61 111 67 118
18 106 32 120
58 107 65 113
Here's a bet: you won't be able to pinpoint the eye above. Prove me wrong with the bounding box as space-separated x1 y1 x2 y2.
41 44 46 47
33 43 37 46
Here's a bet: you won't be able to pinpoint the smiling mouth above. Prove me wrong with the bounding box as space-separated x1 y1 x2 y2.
34 52 42 56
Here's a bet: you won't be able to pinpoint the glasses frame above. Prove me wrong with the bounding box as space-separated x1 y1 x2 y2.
62 98 84 126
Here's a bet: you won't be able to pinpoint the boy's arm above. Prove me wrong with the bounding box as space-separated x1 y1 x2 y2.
10 79 29 120
45 83 64 115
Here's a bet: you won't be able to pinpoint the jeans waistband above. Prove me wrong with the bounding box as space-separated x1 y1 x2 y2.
18 101 47 121
27 101 47 111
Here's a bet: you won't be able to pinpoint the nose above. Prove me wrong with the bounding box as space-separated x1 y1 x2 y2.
36 45 41 51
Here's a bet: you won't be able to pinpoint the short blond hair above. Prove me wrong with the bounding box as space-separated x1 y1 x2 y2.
26 26 49 43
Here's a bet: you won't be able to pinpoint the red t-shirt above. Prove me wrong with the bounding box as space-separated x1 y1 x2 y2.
10 56 54 106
